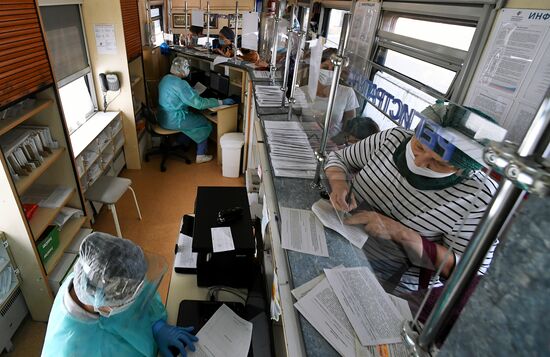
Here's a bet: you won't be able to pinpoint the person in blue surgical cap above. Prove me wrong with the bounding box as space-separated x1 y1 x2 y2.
158 57 235 164
42 232 197 357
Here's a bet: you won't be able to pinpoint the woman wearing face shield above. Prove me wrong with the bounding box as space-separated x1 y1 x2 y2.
296 48 360 139
158 57 235 164
324 103 499 293
42 232 197 357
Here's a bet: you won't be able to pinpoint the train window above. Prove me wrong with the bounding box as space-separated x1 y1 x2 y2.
383 14 476 51
40 4 97 134
377 49 456 94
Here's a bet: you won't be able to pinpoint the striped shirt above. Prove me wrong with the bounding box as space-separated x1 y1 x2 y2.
325 128 498 292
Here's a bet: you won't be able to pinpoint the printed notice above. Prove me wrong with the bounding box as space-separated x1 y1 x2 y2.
94 24 117 54
211 227 235 253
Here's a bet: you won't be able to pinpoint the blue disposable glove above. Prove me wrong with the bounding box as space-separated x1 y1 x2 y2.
152 319 198 357
222 98 236 105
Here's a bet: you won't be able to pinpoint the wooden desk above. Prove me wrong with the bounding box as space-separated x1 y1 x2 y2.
201 104 238 164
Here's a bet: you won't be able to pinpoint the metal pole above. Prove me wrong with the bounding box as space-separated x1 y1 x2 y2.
168 0 173 35
416 88 550 350
234 1 239 62
286 31 305 120
270 2 281 83
312 13 352 188
184 2 188 43
280 5 297 107
206 1 211 50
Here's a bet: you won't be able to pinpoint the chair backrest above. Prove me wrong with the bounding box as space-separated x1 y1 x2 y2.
142 105 160 136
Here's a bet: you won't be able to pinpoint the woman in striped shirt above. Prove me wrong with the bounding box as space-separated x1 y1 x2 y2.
325 123 498 292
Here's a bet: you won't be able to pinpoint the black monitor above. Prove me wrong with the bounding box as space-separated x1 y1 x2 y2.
209 72 229 97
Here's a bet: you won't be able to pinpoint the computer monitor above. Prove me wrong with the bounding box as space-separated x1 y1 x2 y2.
197 36 208 46
209 72 229 97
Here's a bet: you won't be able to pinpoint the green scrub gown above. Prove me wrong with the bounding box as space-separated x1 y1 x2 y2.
157 74 219 143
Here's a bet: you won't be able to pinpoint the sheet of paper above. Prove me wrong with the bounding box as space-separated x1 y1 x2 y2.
270 272 282 321
242 12 259 50
211 227 235 253
280 207 328 257
294 277 357 357
53 207 83 229
213 56 229 66
174 233 198 269
325 267 403 346
40 186 73 208
191 10 204 27
194 82 207 95
312 199 369 248
188 304 253 357
261 195 269 237
389 295 413 321
94 24 117 54
291 264 344 300
355 339 409 357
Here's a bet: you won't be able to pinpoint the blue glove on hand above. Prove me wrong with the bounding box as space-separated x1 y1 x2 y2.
153 319 198 357
222 98 236 105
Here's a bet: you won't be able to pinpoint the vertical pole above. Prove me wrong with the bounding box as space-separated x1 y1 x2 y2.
206 1 211 50
281 5 297 107
184 1 188 43
168 0 173 35
270 3 280 83
416 88 550 350
234 1 239 62
311 13 352 187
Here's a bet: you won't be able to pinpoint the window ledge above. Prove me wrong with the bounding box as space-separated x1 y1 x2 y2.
70 111 120 157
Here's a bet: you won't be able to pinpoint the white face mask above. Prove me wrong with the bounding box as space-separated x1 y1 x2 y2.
405 140 454 178
318 69 334 86
95 301 133 318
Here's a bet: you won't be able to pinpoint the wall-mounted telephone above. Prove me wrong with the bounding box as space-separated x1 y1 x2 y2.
99 73 120 92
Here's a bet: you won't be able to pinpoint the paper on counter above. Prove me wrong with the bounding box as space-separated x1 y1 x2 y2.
188 304 253 357
191 10 204 27
211 227 235 253
213 56 229 66
174 233 198 269
270 272 282 321
261 194 270 238
280 207 328 257
389 295 413 321
194 82 207 95
291 264 344 300
355 340 409 357
325 267 403 346
312 199 369 248
294 277 357 357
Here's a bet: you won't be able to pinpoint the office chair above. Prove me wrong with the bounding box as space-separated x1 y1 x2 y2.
142 106 191 172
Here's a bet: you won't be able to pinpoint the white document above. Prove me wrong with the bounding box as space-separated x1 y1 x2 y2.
270 272 282 321
211 227 235 253
194 82 207 95
261 195 270 237
291 264 344 300
294 278 357 357
213 56 229 66
94 24 117 54
53 207 84 229
325 267 403 346
312 199 369 248
389 295 413 321
355 340 409 357
191 10 204 27
174 233 198 269
188 304 253 357
280 207 328 257
242 12 259 50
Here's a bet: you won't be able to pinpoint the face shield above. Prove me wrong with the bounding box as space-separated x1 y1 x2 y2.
170 57 190 78
73 232 167 318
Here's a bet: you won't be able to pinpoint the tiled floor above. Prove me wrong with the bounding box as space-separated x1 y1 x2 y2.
4 153 244 356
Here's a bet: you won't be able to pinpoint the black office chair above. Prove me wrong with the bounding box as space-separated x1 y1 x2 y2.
142 106 191 172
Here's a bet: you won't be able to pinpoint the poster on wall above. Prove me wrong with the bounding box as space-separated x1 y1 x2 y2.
94 24 117 55
344 0 381 93
464 8 550 143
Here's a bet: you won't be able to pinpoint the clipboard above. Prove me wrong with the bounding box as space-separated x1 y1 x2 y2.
174 214 198 274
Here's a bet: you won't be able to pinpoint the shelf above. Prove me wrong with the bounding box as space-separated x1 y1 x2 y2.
30 188 76 240
44 216 86 275
0 99 53 137
230 80 242 88
131 76 143 87
15 148 65 195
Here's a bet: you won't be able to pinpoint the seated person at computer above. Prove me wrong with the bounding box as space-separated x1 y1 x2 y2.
214 26 235 57
158 57 235 164
296 47 360 139
185 25 204 46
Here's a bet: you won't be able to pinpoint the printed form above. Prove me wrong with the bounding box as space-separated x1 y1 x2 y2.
280 207 328 257
325 267 403 346
188 304 253 357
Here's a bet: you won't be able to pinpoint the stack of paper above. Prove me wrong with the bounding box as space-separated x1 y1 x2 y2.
21 185 73 208
255 85 287 107
293 267 411 357
0 125 57 181
53 207 83 230
263 120 318 179
280 207 328 257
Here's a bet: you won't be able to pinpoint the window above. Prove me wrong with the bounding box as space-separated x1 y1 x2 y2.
151 5 164 46
40 4 97 135
325 9 346 48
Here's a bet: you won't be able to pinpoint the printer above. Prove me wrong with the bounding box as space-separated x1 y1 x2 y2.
192 186 257 288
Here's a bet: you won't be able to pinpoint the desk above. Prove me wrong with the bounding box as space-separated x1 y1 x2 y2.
201 104 238 164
